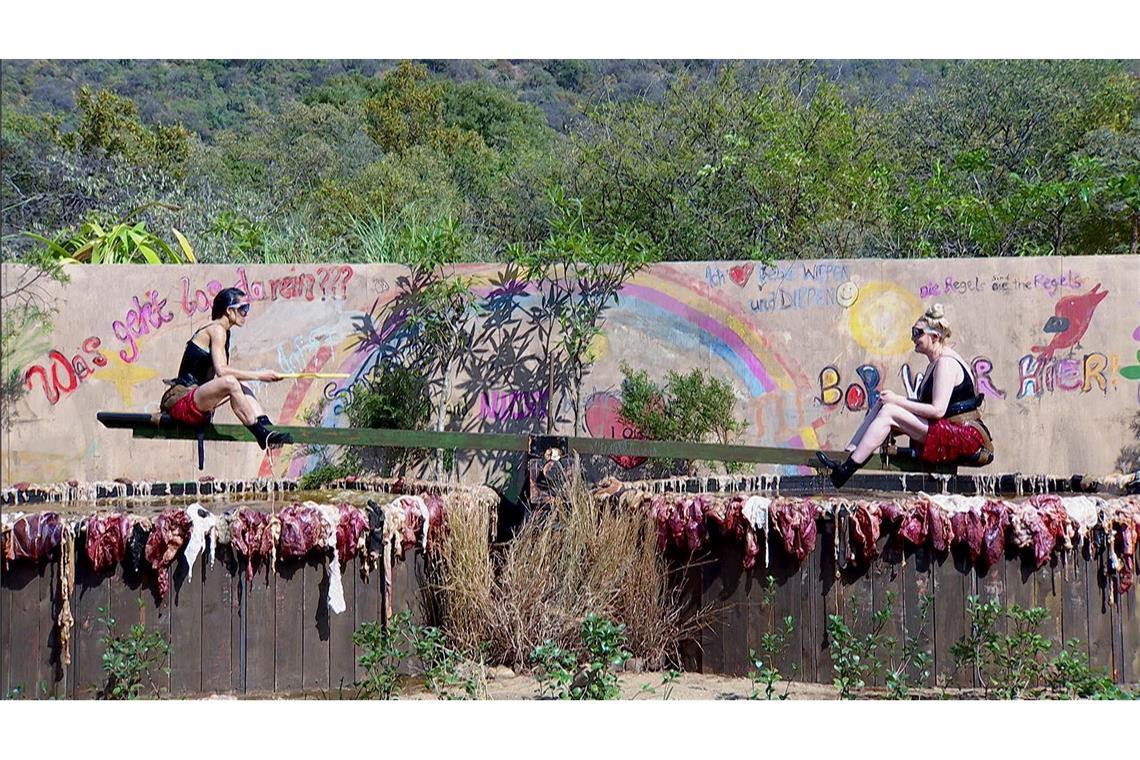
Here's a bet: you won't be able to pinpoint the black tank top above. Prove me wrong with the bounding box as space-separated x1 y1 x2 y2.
918 356 975 407
173 325 229 387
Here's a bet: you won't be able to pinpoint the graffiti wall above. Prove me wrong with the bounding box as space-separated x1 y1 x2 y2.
2 257 1137 485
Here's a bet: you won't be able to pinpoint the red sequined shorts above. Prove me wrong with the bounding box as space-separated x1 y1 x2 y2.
919 417 987 463
168 386 209 426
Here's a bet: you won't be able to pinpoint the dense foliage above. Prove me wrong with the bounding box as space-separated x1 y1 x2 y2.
3 59 1137 266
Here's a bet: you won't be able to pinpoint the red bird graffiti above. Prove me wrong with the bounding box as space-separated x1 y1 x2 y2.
1031 283 1109 359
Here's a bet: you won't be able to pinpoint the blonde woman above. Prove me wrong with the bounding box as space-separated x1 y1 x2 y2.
816 303 992 488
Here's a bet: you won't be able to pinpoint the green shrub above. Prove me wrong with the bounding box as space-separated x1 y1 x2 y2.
618 362 748 474
748 576 797 700
99 603 171 700
353 611 412 699
952 596 1134 700
344 364 433 476
411 624 487 699
298 461 355 491
529 613 633 700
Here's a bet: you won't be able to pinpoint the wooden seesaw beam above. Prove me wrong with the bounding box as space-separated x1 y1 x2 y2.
96 412 956 474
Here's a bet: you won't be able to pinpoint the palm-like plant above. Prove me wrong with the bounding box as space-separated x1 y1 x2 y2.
23 202 196 264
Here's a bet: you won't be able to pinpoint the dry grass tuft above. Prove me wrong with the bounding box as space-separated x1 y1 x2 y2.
433 465 699 669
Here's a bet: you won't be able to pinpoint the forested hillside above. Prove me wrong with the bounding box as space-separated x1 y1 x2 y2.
2 59 1137 264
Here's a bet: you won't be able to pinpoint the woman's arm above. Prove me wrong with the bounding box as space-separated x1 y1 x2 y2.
880 358 958 420
207 325 279 382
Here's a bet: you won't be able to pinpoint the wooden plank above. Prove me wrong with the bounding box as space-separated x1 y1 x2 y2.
902 545 933 686
3 563 38 699
1085 549 1115 678
840 517 876 686
274 559 304 693
329 556 357 696
1121 581 1139 684
72 557 112 698
932 551 970 688
874 534 906 689
1111 589 1126 685
1060 549 1091 664
717 541 748 676
1 567 11 697
1035 561 1064 665
301 555 331 693
699 550 725 676
150 568 173 696
169 550 203 695
813 520 840 686
243 563 276 694
228 547 242 694
201 546 235 695
796 545 815 685
971 552 1007 692
676 559 704 674
39 559 63 698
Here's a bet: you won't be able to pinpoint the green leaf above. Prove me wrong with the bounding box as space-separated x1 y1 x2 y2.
171 227 197 263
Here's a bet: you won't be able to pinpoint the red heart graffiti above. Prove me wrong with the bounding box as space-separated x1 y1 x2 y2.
728 264 754 287
584 393 647 469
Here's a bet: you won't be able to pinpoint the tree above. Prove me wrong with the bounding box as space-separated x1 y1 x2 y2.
513 188 658 436
362 61 445 153
567 65 894 261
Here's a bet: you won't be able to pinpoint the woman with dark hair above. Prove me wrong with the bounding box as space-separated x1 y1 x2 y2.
160 287 293 449
815 303 992 488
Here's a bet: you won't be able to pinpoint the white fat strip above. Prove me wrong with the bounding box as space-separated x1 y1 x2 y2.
925 494 986 514
315 504 346 615
382 499 407 545
742 496 771 567
1059 496 1103 544
182 504 217 582
395 495 431 549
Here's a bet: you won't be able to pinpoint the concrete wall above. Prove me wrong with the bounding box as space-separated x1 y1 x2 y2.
2 257 1137 486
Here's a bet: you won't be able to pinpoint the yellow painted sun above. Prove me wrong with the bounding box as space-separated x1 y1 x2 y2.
585 333 609 363
847 281 922 357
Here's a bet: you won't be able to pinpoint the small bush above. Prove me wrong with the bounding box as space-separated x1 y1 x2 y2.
99 603 171 700
345 364 433 476
748 576 797 700
953 597 1133 700
298 461 355 490
618 362 748 474
411 624 487 699
529 613 633 700
353 611 412 699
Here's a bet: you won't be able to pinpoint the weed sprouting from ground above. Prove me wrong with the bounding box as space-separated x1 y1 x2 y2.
951 596 1133 700
353 612 412 699
99 601 171 700
529 613 633 699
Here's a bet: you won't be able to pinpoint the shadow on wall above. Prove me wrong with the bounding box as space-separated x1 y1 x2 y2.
1116 410 1140 474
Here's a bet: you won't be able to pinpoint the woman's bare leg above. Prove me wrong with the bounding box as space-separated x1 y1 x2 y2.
850 403 930 463
845 399 883 451
190 376 262 425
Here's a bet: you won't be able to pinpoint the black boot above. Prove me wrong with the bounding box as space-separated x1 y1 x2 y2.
247 416 293 450
815 451 866 489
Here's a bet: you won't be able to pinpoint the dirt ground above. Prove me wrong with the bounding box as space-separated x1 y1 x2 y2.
227 669 978 700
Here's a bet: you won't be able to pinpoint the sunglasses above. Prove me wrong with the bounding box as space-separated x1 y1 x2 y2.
911 326 936 340
233 303 251 316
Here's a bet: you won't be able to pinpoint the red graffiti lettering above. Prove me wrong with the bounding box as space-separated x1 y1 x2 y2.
844 383 867 411
83 337 108 367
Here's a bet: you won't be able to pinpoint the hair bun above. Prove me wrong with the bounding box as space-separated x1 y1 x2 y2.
926 303 945 320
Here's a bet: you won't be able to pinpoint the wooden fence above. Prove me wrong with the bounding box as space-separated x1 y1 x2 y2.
691 519 1138 686
1 520 1137 698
